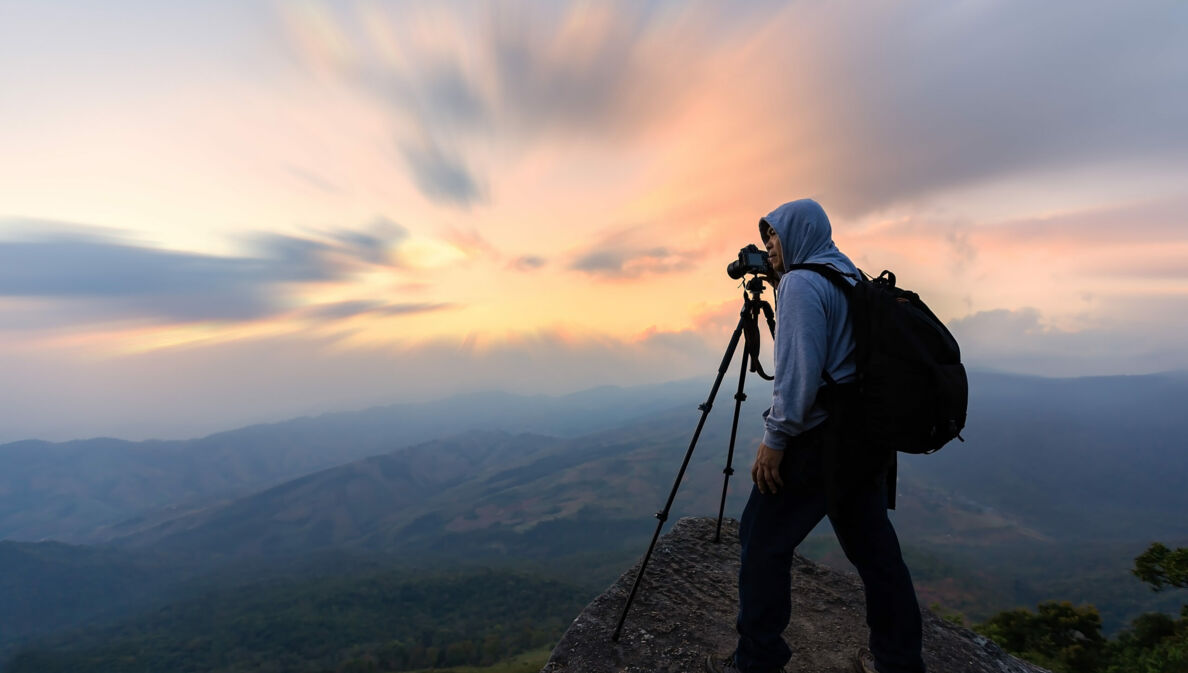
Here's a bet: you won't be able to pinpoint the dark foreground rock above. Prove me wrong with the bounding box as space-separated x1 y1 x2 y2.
542 517 1047 673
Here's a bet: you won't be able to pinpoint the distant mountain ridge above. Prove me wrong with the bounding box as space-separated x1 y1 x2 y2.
5 371 1188 660
112 401 744 558
899 371 1188 542
107 371 1188 562
116 431 566 557
0 380 710 543
8 370 1188 553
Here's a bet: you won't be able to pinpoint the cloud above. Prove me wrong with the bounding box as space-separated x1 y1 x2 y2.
398 138 484 207
360 2 711 138
441 226 500 260
1096 258 1188 281
950 308 1050 343
286 165 341 194
5 296 1188 444
778 1 1188 216
949 306 1188 377
303 300 454 321
485 2 663 137
510 255 546 271
0 218 412 326
276 2 755 205
325 216 409 265
970 195 1188 249
568 224 707 278
570 246 698 278
827 192 1188 329
0 324 724 443
0 237 277 322
363 58 490 130
277 1 1188 216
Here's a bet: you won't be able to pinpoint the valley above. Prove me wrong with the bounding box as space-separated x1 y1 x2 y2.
4 371 1187 670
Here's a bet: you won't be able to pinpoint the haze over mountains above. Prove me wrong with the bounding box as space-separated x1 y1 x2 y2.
7 370 1186 550
901 371 1188 542
3 370 1187 666
0 379 709 543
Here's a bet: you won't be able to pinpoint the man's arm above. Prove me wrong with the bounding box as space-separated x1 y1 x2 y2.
763 273 831 448
754 274 830 493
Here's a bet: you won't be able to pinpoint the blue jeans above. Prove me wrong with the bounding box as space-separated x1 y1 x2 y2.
733 425 925 673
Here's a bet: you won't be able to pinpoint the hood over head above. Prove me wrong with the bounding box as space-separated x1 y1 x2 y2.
759 199 858 277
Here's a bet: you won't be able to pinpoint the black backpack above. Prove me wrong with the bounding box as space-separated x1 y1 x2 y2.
787 264 968 454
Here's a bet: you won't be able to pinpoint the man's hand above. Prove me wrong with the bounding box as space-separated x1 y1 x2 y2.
752 442 785 495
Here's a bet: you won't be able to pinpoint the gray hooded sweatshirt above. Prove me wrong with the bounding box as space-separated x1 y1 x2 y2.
760 199 859 451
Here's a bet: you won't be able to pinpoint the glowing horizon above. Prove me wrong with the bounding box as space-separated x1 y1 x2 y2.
2 0 1186 441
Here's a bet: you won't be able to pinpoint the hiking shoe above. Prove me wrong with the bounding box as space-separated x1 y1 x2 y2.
851 647 879 673
704 653 784 673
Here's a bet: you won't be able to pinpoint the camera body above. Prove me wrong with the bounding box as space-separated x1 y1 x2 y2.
726 243 774 279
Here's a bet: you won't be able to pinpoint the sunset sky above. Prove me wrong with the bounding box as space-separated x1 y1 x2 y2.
2 1 1186 442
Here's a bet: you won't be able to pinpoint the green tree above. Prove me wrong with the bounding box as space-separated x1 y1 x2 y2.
976 601 1106 673
1134 543 1188 592
443 640 476 667
1105 543 1188 673
480 633 505 665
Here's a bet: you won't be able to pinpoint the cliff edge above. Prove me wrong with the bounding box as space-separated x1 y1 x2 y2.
542 517 1048 673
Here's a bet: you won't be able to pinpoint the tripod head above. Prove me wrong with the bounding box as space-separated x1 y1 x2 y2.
742 274 775 298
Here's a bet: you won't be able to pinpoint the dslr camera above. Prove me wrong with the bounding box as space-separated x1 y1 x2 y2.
726 244 774 279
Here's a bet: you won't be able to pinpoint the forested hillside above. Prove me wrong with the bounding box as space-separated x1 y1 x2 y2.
6 569 590 673
5 372 1188 670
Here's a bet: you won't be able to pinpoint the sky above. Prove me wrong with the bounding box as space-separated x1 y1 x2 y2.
1 1 1186 442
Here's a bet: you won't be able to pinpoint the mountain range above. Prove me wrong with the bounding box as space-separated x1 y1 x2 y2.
3 370 1188 664
0 379 709 543
93 370 1188 560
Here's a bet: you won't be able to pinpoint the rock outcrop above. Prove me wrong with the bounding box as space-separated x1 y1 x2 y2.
542 517 1048 673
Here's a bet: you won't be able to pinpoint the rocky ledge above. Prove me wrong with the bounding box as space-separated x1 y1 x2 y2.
542 517 1048 673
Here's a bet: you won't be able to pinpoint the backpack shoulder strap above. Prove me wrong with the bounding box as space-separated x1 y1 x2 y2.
783 263 860 388
784 263 857 294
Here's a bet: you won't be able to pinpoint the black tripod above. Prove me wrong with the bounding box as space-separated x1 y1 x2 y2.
611 275 777 642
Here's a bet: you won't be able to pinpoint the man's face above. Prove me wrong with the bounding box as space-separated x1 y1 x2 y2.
763 227 784 274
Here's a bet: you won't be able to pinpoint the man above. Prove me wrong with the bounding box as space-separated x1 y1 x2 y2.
706 199 926 673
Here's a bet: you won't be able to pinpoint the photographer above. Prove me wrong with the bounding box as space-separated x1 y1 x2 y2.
707 199 926 673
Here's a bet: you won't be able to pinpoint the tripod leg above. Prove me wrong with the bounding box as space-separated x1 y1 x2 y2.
610 313 748 642
714 344 751 543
